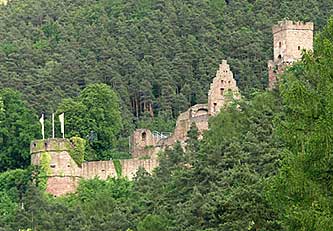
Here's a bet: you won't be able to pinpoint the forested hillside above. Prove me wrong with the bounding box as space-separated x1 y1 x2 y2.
0 0 332 124
1 0 333 230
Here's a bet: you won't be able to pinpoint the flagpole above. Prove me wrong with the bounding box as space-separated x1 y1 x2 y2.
59 113 65 139
52 113 55 139
40 114 45 140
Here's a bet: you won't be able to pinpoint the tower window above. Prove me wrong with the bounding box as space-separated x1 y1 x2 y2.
142 132 147 141
279 42 282 48
220 88 225 95
213 103 217 112
221 80 224 84
278 54 282 60
298 46 301 50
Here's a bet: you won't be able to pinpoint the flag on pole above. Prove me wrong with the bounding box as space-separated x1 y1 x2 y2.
59 113 65 138
52 113 55 139
39 114 45 140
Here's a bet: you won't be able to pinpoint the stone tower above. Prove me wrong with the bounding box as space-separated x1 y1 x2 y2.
208 60 240 116
130 129 157 159
31 139 81 196
268 20 314 89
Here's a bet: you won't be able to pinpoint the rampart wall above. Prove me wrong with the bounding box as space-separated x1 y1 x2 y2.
31 139 159 196
81 159 159 180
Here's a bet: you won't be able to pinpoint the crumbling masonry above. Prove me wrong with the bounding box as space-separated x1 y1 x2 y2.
31 59 240 196
31 20 313 196
268 20 313 89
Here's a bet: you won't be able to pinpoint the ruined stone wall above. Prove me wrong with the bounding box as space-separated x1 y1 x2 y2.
273 21 313 63
31 139 160 196
268 20 314 89
208 60 240 116
79 159 159 180
31 139 81 196
130 129 156 159
121 159 159 180
81 160 117 180
160 104 209 147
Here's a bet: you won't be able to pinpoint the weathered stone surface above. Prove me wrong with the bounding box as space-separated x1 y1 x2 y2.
30 60 242 196
268 20 314 89
31 138 160 196
208 60 240 116
130 129 156 159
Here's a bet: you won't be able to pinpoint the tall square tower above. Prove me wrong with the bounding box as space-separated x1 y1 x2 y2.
268 20 314 89
273 21 314 63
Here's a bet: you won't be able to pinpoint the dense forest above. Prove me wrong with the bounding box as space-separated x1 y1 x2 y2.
1 0 333 230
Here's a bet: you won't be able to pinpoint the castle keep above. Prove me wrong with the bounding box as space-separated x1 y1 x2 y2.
268 20 314 89
31 20 314 196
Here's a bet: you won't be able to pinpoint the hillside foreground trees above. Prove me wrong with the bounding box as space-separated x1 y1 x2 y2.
267 18 333 231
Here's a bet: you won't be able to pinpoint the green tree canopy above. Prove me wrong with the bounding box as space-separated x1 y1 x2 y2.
0 89 39 172
57 83 122 160
267 18 333 231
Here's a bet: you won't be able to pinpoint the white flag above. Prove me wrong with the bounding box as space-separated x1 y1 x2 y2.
59 113 65 138
39 114 45 140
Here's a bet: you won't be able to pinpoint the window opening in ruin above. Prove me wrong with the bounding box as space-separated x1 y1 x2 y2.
220 88 224 95
33 143 36 147
50 164 56 168
221 80 224 84
44 142 48 148
298 46 301 50
67 165 71 167
278 54 282 60
228 81 231 84
213 103 217 112
142 132 147 141
279 42 282 47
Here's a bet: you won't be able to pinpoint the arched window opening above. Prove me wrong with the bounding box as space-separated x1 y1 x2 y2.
142 132 147 141
298 46 301 50
220 88 225 96
279 42 282 48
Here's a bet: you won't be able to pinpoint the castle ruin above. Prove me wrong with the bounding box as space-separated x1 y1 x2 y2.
31 59 240 196
31 20 314 196
268 20 314 89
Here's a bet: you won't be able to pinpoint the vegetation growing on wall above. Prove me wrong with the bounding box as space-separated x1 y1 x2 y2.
2 0 333 230
113 160 122 178
68 137 86 167
38 152 51 191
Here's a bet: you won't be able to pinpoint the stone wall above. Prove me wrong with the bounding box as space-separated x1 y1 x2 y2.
268 20 314 89
31 139 160 196
130 129 156 159
160 104 209 147
208 60 240 116
81 159 159 180
31 139 81 196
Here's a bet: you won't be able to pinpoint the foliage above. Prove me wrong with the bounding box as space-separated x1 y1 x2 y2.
113 160 122 178
137 214 168 231
57 83 122 160
267 18 333 231
38 152 51 191
0 0 332 126
0 168 32 226
68 136 86 166
0 89 39 172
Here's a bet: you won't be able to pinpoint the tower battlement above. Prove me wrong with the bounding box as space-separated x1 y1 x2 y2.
268 20 314 89
272 20 314 34
31 138 70 154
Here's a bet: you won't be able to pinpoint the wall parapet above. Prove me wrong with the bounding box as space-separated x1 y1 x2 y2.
31 139 70 154
272 20 314 34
